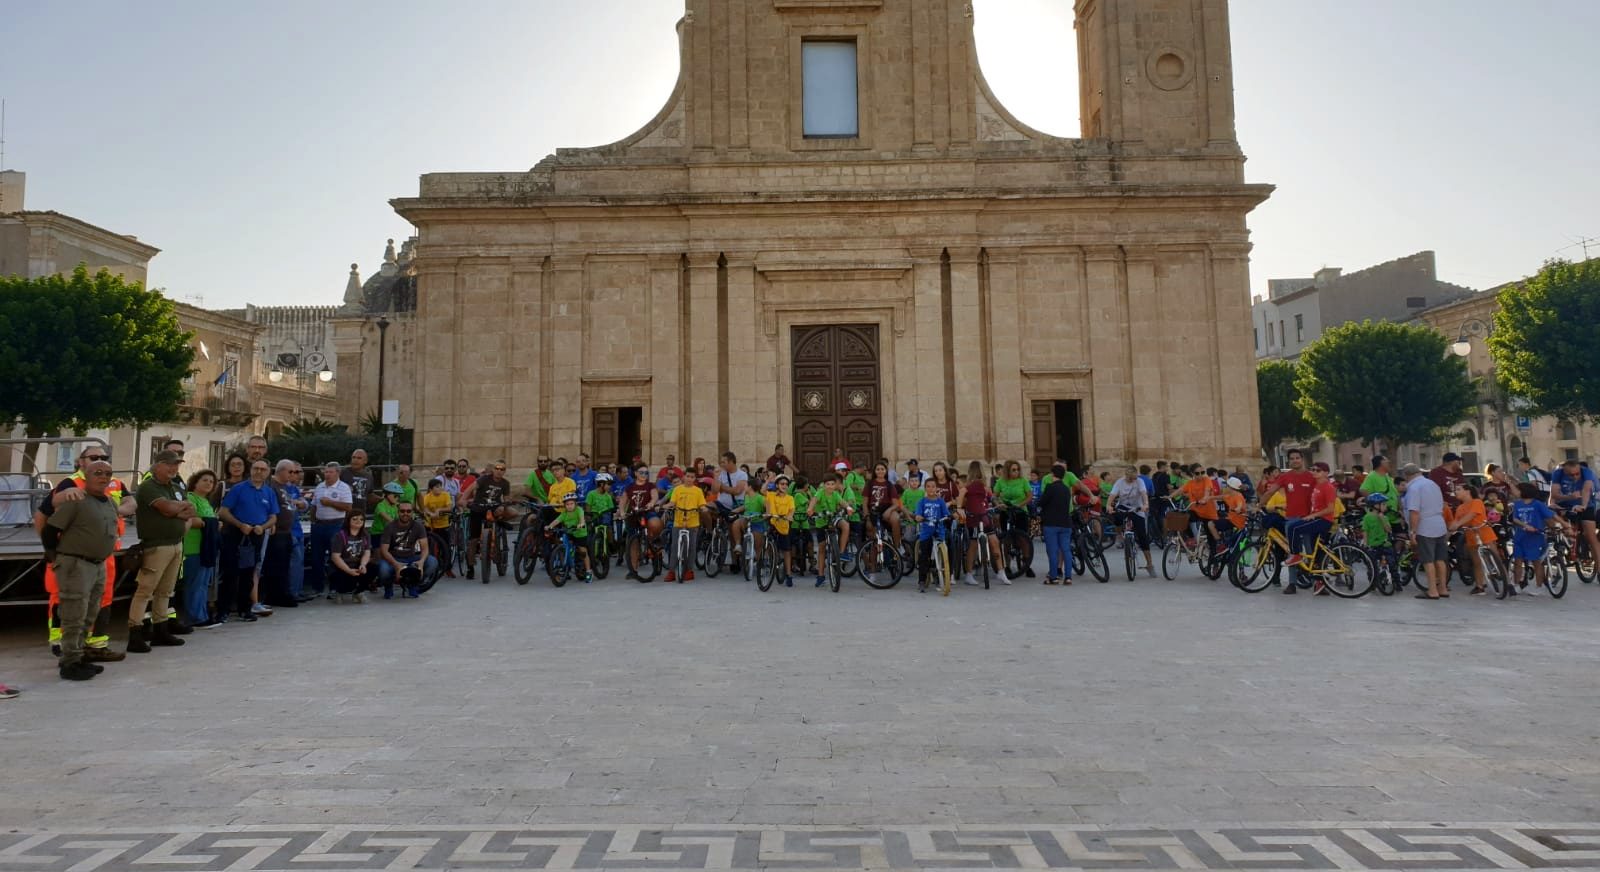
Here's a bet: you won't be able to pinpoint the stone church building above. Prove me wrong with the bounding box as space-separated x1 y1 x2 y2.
392 0 1270 481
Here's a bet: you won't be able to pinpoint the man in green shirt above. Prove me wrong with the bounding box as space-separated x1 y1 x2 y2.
1360 455 1402 524
129 450 194 652
524 456 556 503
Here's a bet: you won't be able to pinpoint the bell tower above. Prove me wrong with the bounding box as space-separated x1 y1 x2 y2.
1076 0 1239 154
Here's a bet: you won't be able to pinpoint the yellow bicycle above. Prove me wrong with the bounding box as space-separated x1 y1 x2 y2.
1239 521 1374 597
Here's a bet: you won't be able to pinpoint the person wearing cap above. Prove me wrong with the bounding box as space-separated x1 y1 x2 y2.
1400 462 1450 599
41 460 122 680
1549 457 1600 570
1212 476 1248 542
308 461 353 598
1428 452 1467 510
127 449 195 652
1282 462 1339 592
550 491 595 582
35 445 137 659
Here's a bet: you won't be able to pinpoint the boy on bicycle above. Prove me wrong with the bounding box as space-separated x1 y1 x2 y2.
586 472 616 530
551 492 595 582
741 475 768 574
665 468 705 582
1508 482 1566 596
806 474 850 588
913 490 953 590
1360 493 1397 580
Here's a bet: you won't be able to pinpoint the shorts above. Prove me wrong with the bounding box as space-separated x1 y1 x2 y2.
567 531 589 549
1511 535 1546 562
468 509 509 539
1414 534 1449 564
1564 507 1596 524
746 520 768 534
770 531 791 551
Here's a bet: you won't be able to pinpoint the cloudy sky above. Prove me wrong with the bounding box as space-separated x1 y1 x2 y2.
2 0 1595 307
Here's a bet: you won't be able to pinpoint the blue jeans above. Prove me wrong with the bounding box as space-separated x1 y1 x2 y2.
377 555 439 589
305 521 341 594
1042 525 1073 580
286 536 305 599
179 554 213 624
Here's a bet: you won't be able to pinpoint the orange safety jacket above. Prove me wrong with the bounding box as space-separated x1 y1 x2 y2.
40 472 124 607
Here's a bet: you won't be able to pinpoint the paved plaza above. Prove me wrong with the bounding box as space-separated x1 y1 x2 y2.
3 556 1600 870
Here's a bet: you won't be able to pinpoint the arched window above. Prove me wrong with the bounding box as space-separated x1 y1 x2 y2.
1509 436 1524 457
1559 420 1578 441
1460 429 1477 447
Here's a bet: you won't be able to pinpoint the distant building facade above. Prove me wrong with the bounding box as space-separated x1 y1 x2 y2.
0 171 159 286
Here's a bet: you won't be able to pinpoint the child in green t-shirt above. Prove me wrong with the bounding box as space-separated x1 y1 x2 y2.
1360 493 1395 579
585 479 616 525
742 486 767 567
553 492 594 582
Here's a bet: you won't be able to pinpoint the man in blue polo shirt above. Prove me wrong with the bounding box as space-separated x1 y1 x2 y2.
217 459 279 622
1550 458 1600 573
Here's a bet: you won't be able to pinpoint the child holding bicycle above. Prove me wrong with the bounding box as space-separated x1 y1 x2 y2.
1508 481 1566 596
665 469 705 582
1360 493 1397 581
767 476 796 585
913 491 953 590
552 492 595 583
1447 483 1497 595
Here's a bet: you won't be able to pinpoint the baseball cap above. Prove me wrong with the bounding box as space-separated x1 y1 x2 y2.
152 450 183 465
1442 452 1462 463
834 462 849 471
1398 463 1422 477
1226 476 1243 490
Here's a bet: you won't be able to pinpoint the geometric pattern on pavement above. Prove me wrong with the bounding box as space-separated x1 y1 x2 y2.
3 825 1599 870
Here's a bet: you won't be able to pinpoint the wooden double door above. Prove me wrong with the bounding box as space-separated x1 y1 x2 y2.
792 324 881 483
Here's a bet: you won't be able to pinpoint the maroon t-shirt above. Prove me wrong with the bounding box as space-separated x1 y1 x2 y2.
622 482 657 514
865 479 899 512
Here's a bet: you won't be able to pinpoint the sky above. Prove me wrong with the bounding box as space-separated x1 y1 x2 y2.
2 0 1596 308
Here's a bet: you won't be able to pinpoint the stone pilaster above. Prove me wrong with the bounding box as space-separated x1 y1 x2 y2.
1084 246 1132 463
686 252 722 463
947 247 985 461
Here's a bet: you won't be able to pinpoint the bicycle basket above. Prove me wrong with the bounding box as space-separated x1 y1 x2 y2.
1163 511 1193 533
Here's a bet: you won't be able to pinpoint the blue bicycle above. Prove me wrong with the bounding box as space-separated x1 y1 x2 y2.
912 514 953 596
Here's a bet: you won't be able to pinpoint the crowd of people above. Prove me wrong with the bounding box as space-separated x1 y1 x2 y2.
10 433 1595 695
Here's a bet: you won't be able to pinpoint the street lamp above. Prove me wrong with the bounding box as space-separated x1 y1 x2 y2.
270 356 333 418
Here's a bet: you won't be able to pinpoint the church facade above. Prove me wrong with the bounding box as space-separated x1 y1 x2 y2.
393 0 1271 481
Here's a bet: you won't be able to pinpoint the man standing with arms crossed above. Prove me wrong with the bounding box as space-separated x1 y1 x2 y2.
308 461 352 600
42 460 121 681
128 450 194 652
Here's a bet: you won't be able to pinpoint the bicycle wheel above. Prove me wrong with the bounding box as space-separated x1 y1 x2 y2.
1322 544 1375 598
1545 557 1568 598
590 527 611 580
1161 541 1180 580
756 539 775 592
936 541 951 597
1576 542 1596 583
837 528 860 578
1373 558 1397 596
513 531 538 585
629 534 658 582
742 533 756 581
979 542 991 590
1479 547 1505 597
1234 537 1278 593
859 540 898 589
824 532 841 591
480 533 495 584
703 526 724 578
694 530 709 571
1123 535 1137 581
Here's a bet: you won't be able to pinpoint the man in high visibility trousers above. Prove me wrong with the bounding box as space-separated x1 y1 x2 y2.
34 445 137 661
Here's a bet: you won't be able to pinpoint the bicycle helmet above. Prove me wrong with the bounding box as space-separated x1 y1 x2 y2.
1226 476 1244 491
562 492 578 503
382 481 405 495
1364 493 1389 506
596 472 613 483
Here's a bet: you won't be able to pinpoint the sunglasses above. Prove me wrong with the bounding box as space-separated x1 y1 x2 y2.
494 466 507 471
84 455 110 462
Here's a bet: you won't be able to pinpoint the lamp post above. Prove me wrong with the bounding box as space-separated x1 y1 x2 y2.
269 362 334 419
1450 317 1510 469
375 315 391 419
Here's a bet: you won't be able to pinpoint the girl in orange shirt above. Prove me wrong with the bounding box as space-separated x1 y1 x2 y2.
1448 483 1498 595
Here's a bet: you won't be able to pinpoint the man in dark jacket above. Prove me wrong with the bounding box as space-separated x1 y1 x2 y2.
1037 464 1076 585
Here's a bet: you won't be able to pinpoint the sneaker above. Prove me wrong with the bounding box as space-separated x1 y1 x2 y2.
193 617 222 629
84 647 126 662
683 571 694 581
581 574 593 584
785 578 794 588
383 587 395 600
250 603 273 616
406 587 421 598
962 575 979 586
626 571 641 581
327 593 339 601
80 661 105 674
1313 581 1330 596
1000 576 1012 586
235 612 259 623
353 592 366 604
1281 583 1298 594
665 571 677 582
1523 585 1542 597
59 662 96 681
816 576 827 588
466 567 475 579
1024 567 1036 578
1284 554 1304 567
0 684 19 700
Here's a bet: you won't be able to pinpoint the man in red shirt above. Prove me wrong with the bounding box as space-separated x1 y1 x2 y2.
1258 449 1319 593
656 454 686 485
1283 463 1340 588
1428 452 1466 509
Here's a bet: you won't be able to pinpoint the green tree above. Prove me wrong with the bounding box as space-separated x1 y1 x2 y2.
1295 320 1476 449
0 265 194 436
1256 359 1318 454
280 417 347 439
1489 258 1600 421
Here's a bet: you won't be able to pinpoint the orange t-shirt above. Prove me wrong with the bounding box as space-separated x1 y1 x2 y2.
1180 477 1219 520
1455 498 1496 544
1220 490 1247 518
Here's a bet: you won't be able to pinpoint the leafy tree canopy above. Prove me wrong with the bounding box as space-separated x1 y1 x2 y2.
0 265 194 434
1257 359 1319 453
1295 319 1476 448
1489 258 1600 421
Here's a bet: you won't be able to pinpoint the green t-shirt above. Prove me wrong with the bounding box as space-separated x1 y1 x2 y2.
1361 511 1391 548
585 490 615 515
182 492 217 556
554 506 588 534
995 477 1031 508
841 487 864 521
134 477 188 547
1360 471 1399 505
743 491 766 519
525 469 555 501
395 479 420 507
372 499 398 535
810 487 844 521
901 486 926 515
843 472 866 494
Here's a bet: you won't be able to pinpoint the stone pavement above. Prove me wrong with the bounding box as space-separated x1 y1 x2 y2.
2 553 1600 870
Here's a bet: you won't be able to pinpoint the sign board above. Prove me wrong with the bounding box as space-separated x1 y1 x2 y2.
1516 415 1532 431
381 400 400 425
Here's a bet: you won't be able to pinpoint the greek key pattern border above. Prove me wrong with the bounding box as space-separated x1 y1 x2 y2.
2 825 1598 871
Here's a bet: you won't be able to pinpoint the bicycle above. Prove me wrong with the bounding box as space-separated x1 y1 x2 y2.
1114 511 1142 581
1255 522 1375 598
623 511 663 582
754 514 793 592
449 508 472 577
1159 512 1210 580
424 528 451 590
997 506 1034 580
668 507 697 583
513 501 550 585
817 508 850 593
1562 512 1596 583
858 509 908 590
543 524 583 587
1070 510 1109 583
912 513 953 597
585 510 612 580
963 509 1002 589
1462 523 1506 596
474 500 511 583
